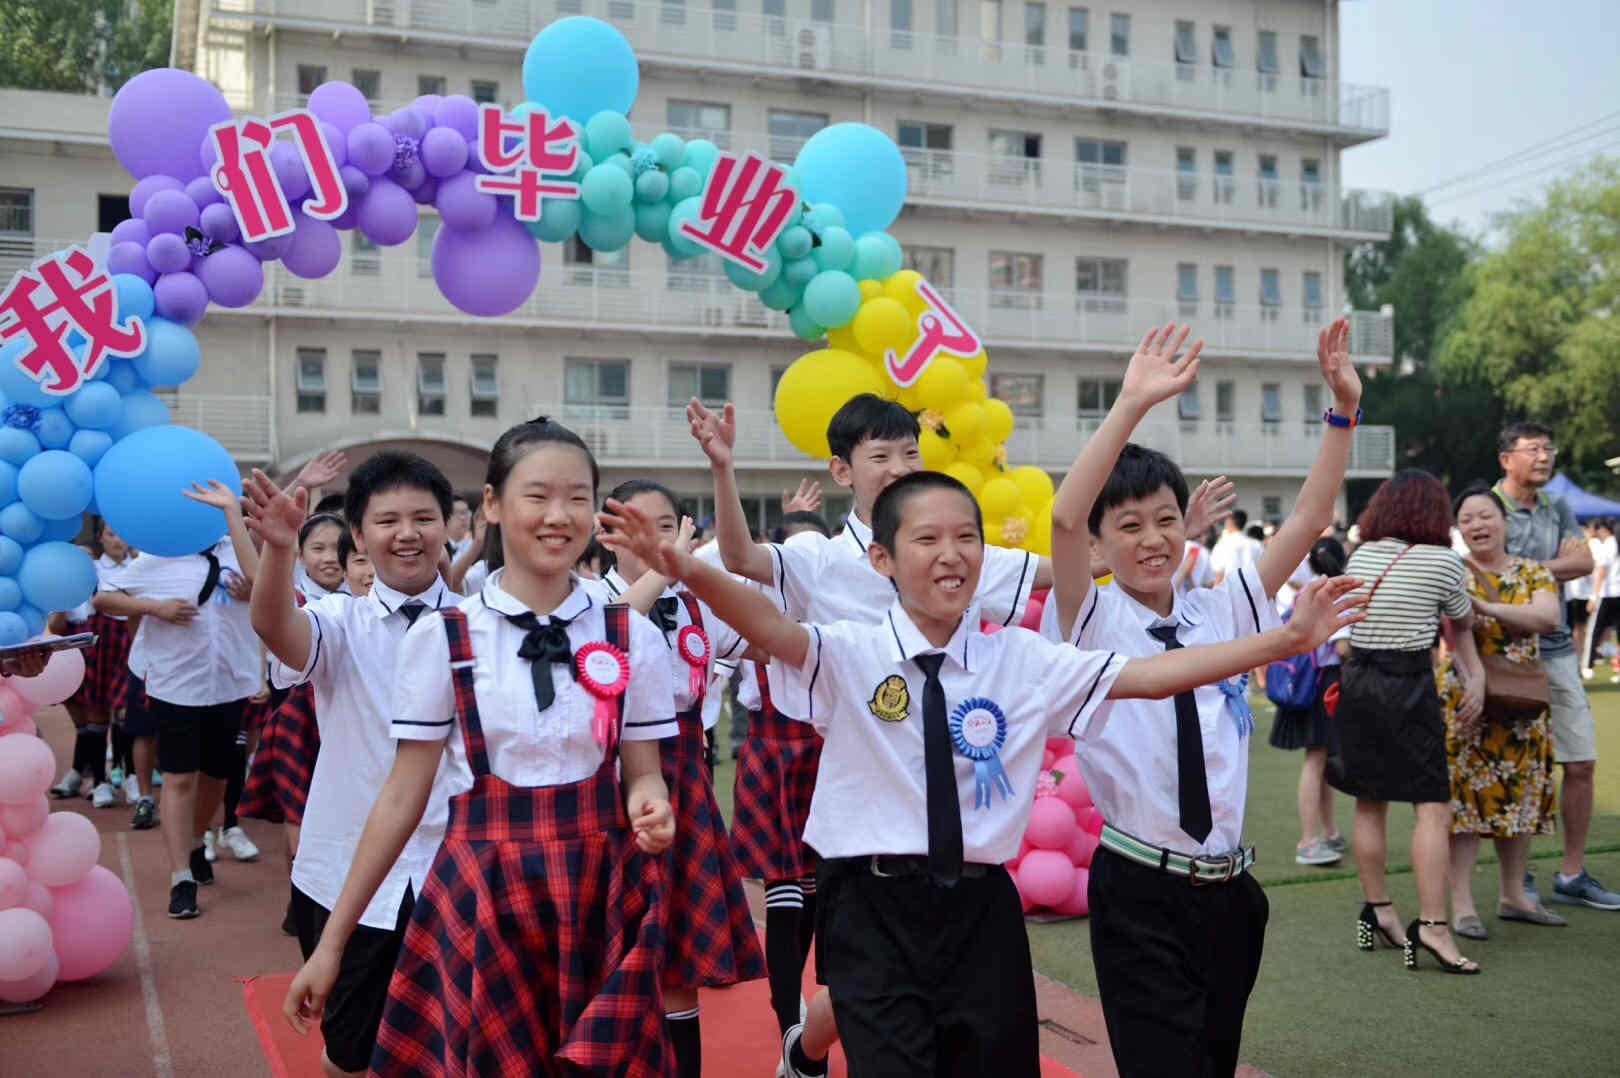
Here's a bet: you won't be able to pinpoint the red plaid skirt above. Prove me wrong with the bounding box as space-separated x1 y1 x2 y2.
238 685 318 825
730 699 822 883
659 709 766 991
67 614 133 716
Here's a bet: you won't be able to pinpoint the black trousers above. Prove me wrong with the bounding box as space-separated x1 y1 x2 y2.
1088 847 1269 1078
816 858 1039 1078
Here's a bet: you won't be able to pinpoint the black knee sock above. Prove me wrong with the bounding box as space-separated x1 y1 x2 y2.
666 1008 701 1078
77 726 108 784
222 733 246 830
790 1035 828 1077
799 877 818 980
765 880 806 1033
111 723 134 774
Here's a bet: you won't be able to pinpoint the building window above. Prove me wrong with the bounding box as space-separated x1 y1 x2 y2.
1067 6 1087 51
989 250 1042 308
768 109 828 159
565 358 630 417
352 232 380 276
1260 268 1282 313
1213 265 1235 315
416 216 438 278
764 0 785 18
770 365 788 401
417 353 446 416
1261 383 1283 424
1173 20 1196 66
567 236 630 285
351 350 382 414
905 245 955 288
1176 262 1198 307
1257 30 1279 74
988 129 1040 185
1262 495 1283 520
1212 25 1234 68
1024 2 1046 59
1075 256 1125 311
97 193 130 234
1175 146 1197 201
990 373 1043 416
661 0 687 25
1303 271 1324 318
296 348 326 413
1074 138 1125 199
418 74 447 96
1177 384 1200 422
1213 150 1234 203
0 188 33 239
668 363 730 408
296 64 326 98
936 0 957 36
811 0 834 22
1215 380 1235 423
351 69 381 101
470 80 499 104
980 0 1002 52
898 122 953 179
1303 383 1323 425
668 101 732 147
891 0 912 47
1258 154 1279 208
1300 35 1323 78
1301 158 1322 213
1077 377 1121 418
711 0 737 32
1109 11 1128 56
470 354 499 417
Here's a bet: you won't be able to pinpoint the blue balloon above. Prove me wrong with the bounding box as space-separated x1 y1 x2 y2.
130 317 201 388
793 123 908 237
0 611 25 646
0 501 44 544
68 428 113 468
39 515 82 542
114 273 156 322
15 604 44 638
33 407 74 450
104 358 139 395
522 17 639 125
0 577 19 612
0 339 55 408
0 426 39 467
803 270 862 328
0 537 21 575
525 199 582 244
17 540 96 612
110 390 171 441
93 424 241 557
18 450 93 520
0 461 14 506
65 381 124 430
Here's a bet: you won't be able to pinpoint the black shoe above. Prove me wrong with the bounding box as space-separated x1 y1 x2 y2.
1356 900 1404 951
190 845 214 886
281 899 298 938
1403 919 1481 974
168 880 199 919
130 798 157 830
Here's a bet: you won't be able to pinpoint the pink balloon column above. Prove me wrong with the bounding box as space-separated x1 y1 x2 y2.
1010 738 1099 918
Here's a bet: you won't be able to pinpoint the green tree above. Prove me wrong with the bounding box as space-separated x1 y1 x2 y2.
0 0 170 95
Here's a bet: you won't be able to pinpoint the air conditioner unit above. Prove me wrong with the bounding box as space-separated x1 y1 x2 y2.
1069 51 1089 71
796 26 828 70
1101 62 1120 101
367 0 396 28
282 285 306 307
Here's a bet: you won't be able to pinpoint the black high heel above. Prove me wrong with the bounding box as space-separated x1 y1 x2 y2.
1356 901 1403 951
1403 919 1481 974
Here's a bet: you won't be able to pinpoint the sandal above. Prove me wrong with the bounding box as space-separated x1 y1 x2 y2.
1404 919 1481 974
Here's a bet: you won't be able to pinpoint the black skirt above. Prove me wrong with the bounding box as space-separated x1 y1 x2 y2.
1269 665 1341 751
1326 647 1448 803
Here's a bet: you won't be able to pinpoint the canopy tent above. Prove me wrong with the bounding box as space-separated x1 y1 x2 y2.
1541 473 1620 521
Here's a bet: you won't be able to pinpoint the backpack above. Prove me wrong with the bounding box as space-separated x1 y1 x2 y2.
1265 642 1319 711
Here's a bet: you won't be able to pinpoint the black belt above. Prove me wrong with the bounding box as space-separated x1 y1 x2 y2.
826 855 994 880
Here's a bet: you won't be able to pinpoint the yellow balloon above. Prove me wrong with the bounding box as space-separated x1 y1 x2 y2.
959 349 989 379
882 269 927 312
944 460 985 494
1027 498 1053 556
773 348 889 459
858 279 883 302
943 401 985 446
982 397 1015 443
979 476 1021 520
826 324 861 354
852 297 913 357
913 356 969 413
960 436 999 470
918 427 956 470
1010 465 1054 509
896 383 926 411
995 511 1033 549
965 379 988 402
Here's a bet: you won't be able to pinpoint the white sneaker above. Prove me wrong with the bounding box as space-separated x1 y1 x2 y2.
220 825 260 862
1582 667 1595 679
123 774 141 804
203 830 217 863
50 768 84 799
91 782 118 809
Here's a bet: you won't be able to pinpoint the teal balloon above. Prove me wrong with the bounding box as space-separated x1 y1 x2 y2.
525 198 582 243
634 201 673 243
522 19 639 125
650 132 685 168
803 270 862 328
783 256 818 289
580 164 634 214
802 202 845 233
792 123 908 236
567 150 595 183
669 166 702 202
788 305 826 342
634 169 670 203
665 196 707 257
578 207 636 252
852 231 905 280
606 153 635 176
777 225 812 261
681 139 720 178
724 247 783 292
759 277 800 312
811 226 854 271
583 111 633 162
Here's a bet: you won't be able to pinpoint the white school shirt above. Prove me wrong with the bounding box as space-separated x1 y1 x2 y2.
273 575 455 929
765 514 1037 718
71 553 136 625
780 600 1125 865
595 569 746 723
462 559 489 594
1598 536 1620 599
391 570 677 804
1176 541 1214 595
118 540 260 706
1210 530 1262 579
1040 566 1281 857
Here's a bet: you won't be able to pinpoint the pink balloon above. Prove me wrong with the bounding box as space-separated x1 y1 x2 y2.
0 738 55 805
1025 795 1078 851
2 840 24 862
49 865 132 981
0 857 25 908
1050 867 1091 917
1045 736 1072 756
1080 807 1104 837
979 619 1003 636
1017 850 1076 909
21 882 53 920
0 797 47 838
0 944 55 1003
1019 594 1045 632
12 645 86 706
1055 769 1093 813
1019 889 1034 914
0 907 53 981
1040 749 1055 770
0 683 35 722
0 715 37 739
1064 826 1100 869
1049 753 1080 782
25 812 100 887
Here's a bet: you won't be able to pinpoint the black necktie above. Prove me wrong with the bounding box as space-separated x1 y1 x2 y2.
399 601 427 626
1146 624 1214 844
197 550 222 605
505 611 575 713
914 653 963 885
650 596 680 635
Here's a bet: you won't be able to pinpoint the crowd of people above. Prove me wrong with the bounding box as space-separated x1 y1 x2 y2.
29 317 1616 1078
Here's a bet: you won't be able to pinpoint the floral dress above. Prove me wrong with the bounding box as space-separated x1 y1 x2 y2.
1439 557 1557 837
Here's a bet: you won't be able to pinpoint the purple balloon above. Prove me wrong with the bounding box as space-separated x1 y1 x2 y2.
347 122 395 176
153 271 209 326
246 232 296 262
270 141 312 201
198 131 220 172
108 218 151 249
411 178 440 206
145 233 191 274
431 212 540 317
318 121 348 168
435 172 497 232
281 214 341 279
339 165 371 198
184 176 222 210
392 158 427 191
307 82 371 134
464 138 490 174
412 93 445 115
356 179 418 246
419 127 469 178
196 246 264 308
386 108 428 141
129 175 183 219
198 202 240 244
142 189 200 236
435 95 480 139
107 241 156 284
330 205 359 231
108 68 232 181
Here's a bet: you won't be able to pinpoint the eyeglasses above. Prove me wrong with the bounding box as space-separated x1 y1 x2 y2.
1509 444 1558 458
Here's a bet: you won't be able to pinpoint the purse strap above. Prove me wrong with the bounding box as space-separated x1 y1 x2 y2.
1366 543 1416 605
1463 558 1504 604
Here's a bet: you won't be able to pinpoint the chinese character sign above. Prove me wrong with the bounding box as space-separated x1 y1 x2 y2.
678 152 797 274
884 278 982 388
473 104 582 222
0 247 147 396
209 111 348 244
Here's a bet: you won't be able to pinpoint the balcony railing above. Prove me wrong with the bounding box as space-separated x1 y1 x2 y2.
211 0 1389 137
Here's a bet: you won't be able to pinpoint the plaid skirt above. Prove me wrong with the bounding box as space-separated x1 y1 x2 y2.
370 767 672 1077
730 704 822 883
659 711 766 991
238 685 318 825
67 614 133 716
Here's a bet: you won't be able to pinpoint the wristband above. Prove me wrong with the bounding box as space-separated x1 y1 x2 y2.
1323 407 1362 430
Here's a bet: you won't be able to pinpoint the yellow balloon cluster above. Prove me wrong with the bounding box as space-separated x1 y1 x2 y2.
773 269 1054 555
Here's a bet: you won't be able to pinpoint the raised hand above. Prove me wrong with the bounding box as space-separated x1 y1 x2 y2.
782 478 824 514
1120 323 1203 410
242 469 308 550
686 398 736 470
598 498 686 580
293 450 347 492
1286 576 1368 650
1316 317 1361 414
1184 476 1236 537
181 479 245 516
677 515 699 554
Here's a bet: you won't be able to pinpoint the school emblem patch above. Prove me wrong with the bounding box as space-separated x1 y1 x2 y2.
868 674 910 723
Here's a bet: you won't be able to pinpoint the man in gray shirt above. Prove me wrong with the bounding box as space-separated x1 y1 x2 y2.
1494 421 1618 911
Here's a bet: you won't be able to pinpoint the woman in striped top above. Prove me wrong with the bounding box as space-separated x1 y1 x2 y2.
1330 470 1487 974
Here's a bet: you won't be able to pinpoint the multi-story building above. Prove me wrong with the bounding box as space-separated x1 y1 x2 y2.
1 0 1394 530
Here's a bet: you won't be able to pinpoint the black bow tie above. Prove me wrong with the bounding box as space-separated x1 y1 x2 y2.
651 596 680 634
505 611 575 713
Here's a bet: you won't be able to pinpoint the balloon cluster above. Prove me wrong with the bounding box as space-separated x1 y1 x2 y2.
1009 739 1102 918
0 656 133 1002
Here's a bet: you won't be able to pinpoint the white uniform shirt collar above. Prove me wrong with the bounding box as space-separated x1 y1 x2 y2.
480 568 595 622
368 574 451 619
881 598 979 673
840 512 874 553
1108 582 1207 633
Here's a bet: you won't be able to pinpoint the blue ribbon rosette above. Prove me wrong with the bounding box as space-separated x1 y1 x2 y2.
949 697 1014 810
1219 674 1254 737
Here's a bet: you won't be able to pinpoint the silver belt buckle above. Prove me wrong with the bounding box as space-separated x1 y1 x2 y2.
1189 851 1238 886
870 854 897 878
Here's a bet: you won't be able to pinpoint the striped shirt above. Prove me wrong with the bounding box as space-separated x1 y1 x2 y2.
1345 539 1471 652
